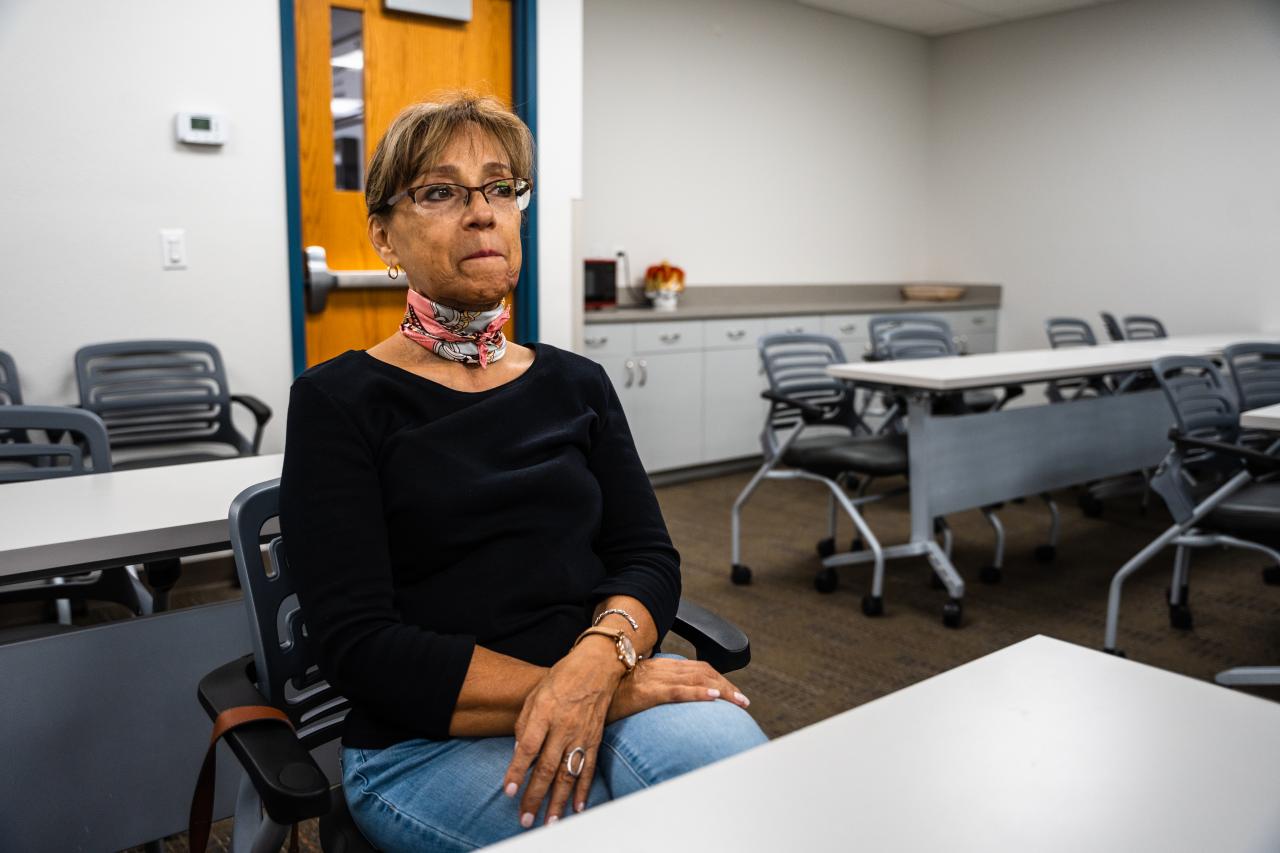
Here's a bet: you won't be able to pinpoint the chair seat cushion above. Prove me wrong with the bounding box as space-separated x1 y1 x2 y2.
1206 481 1280 544
962 390 999 412
783 433 909 478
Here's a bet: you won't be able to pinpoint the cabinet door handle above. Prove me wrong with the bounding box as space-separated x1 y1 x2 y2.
973 316 986 326
839 324 857 334
726 329 746 340
638 359 648 387
659 332 682 344
624 359 635 388
585 335 608 348
786 327 804 334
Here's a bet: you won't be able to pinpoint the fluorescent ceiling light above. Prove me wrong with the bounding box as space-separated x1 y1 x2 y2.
331 49 364 70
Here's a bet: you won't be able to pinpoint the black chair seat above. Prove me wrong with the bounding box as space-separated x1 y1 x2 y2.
1206 481 1280 545
783 433 909 479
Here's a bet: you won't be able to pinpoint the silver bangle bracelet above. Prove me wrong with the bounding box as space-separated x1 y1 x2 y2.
593 607 639 631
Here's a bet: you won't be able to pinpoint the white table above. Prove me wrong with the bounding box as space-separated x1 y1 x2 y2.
0 454 282 851
0 453 283 581
491 636 1280 853
823 334 1279 629
1242 403 1280 432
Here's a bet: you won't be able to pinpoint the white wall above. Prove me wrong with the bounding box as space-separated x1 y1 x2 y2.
536 0 585 349
928 0 1280 350
0 0 294 450
582 0 933 288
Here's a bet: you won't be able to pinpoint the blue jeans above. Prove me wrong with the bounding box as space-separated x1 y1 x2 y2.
341 657 767 852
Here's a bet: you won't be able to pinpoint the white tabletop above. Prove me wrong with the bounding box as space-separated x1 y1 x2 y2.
491 636 1280 853
1242 404 1280 432
0 454 282 581
828 332 1280 391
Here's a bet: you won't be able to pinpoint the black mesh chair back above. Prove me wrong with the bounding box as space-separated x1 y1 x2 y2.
0 406 112 482
228 479 349 748
868 315 956 360
1045 318 1098 349
1123 315 1168 340
757 334 858 454
0 350 21 406
1152 356 1241 470
1099 312 1126 342
75 340 251 459
1222 343 1280 412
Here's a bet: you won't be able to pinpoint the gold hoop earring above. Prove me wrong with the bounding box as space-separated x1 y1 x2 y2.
387 264 400 280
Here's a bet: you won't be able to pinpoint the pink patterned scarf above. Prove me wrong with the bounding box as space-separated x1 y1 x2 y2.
400 288 511 368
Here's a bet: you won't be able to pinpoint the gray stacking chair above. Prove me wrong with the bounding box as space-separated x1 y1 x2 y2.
196 479 755 853
1223 342 1280 455
75 340 271 469
1103 356 1280 657
0 349 27 445
1122 315 1168 340
730 334 930 621
0 406 151 637
870 317 1059 584
1099 312 1126 342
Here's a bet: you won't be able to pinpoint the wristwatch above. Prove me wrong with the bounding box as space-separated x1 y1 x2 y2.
573 627 637 676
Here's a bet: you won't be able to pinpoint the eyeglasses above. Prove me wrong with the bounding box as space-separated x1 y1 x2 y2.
382 177 532 215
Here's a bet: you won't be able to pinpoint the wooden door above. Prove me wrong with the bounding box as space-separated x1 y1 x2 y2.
295 0 514 366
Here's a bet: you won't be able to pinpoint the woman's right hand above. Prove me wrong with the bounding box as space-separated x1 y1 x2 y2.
607 657 751 724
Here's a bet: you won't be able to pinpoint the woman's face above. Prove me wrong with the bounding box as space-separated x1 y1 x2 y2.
370 124 523 312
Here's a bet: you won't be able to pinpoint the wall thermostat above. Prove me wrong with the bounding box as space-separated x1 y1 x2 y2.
175 112 227 146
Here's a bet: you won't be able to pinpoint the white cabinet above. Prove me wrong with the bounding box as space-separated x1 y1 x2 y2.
584 305 998 473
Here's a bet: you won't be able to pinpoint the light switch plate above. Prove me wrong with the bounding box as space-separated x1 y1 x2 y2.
160 228 187 270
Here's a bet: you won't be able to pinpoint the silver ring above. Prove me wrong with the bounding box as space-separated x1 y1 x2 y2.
564 746 586 778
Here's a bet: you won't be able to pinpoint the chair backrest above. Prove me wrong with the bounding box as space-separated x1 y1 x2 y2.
0 406 112 482
1099 312 1126 342
1045 318 1098 349
228 479 348 748
0 350 22 406
868 315 956 361
757 334 858 453
1123 315 1167 340
1152 356 1241 448
1222 342 1280 412
74 340 249 455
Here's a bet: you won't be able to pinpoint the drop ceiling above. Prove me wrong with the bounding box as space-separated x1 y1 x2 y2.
792 0 1123 36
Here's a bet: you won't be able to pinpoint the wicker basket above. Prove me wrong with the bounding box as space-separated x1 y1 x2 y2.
901 285 967 302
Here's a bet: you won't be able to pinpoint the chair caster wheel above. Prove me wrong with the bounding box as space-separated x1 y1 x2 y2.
816 537 836 558
1034 545 1056 563
861 594 883 616
1078 494 1104 518
1263 565 1280 586
730 564 752 585
1168 603 1193 630
1103 647 1127 658
929 572 944 590
942 598 963 629
814 567 839 593
979 565 1002 584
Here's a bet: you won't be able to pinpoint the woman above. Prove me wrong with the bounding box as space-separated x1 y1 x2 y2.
280 94 766 852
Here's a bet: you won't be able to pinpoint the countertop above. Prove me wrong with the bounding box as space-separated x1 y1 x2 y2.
582 283 1001 324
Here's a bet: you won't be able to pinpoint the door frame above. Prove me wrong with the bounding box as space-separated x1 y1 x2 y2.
278 0 539 376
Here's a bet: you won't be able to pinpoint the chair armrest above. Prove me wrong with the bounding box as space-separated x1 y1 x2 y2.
1168 430 1280 476
761 390 830 425
230 395 273 454
671 598 751 674
197 656 330 825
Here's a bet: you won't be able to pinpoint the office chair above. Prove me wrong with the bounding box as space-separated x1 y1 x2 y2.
1099 312 1126 342
0 349 27 444
1223 342 1280 582
1102 356 1280 657
0 406 152 638
1122 315 1168 341
870 318 1059 584
730 334 936 621
75 340 272 470
196 479 755 853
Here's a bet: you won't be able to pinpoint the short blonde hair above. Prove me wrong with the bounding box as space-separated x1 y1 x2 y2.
365 93 534 216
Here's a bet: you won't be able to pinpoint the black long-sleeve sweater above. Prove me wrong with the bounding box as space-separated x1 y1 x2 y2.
278 344 681 748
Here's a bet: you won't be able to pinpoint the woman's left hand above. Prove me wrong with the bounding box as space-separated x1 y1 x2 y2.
501 639 625 825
